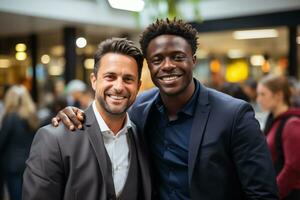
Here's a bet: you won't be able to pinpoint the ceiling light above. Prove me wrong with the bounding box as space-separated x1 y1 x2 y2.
15 52 27 61
233 29 278 40
227 49 245 59
41 54 51 64
250 55 265 66
15 43 27 52
108 0 145 12
76 37 87 48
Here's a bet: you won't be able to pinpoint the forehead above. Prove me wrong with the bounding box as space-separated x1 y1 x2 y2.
146 35 192 56
258 83 271 92
98 53 138 74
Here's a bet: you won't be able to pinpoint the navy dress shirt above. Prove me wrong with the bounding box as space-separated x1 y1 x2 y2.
146 80 200 200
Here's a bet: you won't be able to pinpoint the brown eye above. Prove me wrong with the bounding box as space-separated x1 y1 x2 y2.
104 74 115 81
174 54 185 61
123 77 134 83
151 57 162 65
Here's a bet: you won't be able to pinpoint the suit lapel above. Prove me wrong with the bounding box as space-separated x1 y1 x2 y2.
141 92 159 132
188 83 211 184
130 125 152 200
84 106 108 199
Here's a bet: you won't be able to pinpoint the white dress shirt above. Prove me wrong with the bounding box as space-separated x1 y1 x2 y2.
92 101 131 196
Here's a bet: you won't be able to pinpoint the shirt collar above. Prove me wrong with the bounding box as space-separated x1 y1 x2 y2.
92 101 132 136
154 78 200 117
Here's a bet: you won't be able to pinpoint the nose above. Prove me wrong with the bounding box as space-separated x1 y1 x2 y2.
161 57 175 71
113 77 125 93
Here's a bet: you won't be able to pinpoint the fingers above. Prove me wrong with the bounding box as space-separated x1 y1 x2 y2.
77 109 85 122
51 116 60 127
65 107 83 130
59 110 75 131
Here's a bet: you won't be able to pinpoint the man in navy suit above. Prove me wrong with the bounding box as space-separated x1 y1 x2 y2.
52 19 278 199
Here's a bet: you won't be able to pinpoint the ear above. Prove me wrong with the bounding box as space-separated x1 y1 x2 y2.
90 73 97 91
137 80 142 92
192 55 197 69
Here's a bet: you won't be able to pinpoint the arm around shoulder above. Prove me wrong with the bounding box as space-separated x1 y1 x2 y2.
22 125 65 200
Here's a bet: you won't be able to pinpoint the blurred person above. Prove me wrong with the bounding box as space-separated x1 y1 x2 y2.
22 38 151 200
288 77 300 108
0 85 39 200
242 78 258 103
39 96 67 127
78 86 94 109
52 18 278 200
257 74 300 200
222 82 250 102
243 78 268 130
65 79 87 107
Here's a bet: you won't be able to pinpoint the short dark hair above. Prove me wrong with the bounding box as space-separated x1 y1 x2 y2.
94 38 143 79
139 18 198 56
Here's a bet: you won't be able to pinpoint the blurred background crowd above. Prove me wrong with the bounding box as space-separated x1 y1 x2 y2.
0 0 300 199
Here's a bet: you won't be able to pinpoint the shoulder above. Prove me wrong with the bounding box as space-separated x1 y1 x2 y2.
34 123 82 145
129 87 159 117
205 86 252 113
2 112 20 122
135 87 159 105
283 115 300 133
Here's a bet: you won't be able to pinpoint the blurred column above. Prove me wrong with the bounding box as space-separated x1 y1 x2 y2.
29 34 38 102
63 27 76 83
288 26 298 78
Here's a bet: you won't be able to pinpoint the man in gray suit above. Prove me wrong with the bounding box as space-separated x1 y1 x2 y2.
22 38 152 200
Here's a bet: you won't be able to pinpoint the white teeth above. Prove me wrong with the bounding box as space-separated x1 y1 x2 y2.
109 95 125 100
162 76 178 81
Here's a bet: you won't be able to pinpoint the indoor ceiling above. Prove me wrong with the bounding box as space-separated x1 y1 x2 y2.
0 0 299 58
197 27 292 58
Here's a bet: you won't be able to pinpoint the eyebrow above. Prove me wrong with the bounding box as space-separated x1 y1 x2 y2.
103 72 136 79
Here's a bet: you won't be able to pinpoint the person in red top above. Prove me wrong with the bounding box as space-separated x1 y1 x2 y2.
257 74 300 200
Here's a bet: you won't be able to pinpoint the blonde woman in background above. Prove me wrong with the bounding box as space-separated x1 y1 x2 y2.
0 85 39 200
257 75 300 200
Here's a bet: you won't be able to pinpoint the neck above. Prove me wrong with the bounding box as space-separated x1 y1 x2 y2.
160 80 195 119
103 114 126 135
272 102 289 118
95 102 126 135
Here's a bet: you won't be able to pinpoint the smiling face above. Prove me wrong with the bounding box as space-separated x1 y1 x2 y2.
146 35 196 98
91 53 141 117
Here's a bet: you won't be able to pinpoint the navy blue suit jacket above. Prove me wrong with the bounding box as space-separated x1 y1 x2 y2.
129 80 278 200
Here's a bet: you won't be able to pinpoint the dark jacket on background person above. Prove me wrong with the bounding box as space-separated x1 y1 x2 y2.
0 113 35 176
129 79 278 200
22 106 152 200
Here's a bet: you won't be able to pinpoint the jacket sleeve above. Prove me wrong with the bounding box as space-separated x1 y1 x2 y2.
277 117 300 198
231 103 279 199
22 127 65 200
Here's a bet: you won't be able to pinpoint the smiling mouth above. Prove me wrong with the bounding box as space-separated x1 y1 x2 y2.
159 75 181 82
107 94 126 100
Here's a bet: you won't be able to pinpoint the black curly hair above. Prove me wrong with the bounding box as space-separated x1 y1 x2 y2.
139 18 198 56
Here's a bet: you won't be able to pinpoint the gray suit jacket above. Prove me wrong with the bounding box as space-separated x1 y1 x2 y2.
22 106 152 200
